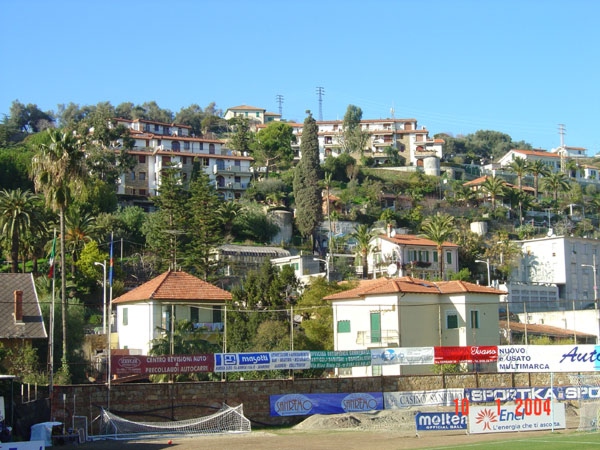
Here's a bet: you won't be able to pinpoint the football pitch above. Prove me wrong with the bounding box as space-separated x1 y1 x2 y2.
430 431 600 449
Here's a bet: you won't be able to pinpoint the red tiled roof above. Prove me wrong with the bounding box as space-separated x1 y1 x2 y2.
379 234 458 248
324 277 502 301
512 149 561 159
112 270 232 304
500 320 595 339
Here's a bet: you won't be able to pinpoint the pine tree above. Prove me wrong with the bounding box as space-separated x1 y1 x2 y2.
293 111 322 246
183 171 224 281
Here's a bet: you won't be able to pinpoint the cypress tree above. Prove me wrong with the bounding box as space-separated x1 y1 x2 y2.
293 111 322 246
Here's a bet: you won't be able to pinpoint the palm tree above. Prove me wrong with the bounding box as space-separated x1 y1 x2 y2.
420 213 456 279
526 160 550 199
542 171 570 203
507 157 528 190
481 175 506 209
32 129 88 377
351 224 375 279
65 208 96 275
0 189 42 273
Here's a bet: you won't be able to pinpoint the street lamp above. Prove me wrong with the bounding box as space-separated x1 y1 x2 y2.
581 254 599 344
475 259 491 287
94 261 107 335
313 256 330 282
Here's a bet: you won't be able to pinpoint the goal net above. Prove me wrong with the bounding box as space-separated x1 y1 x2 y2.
94 403 251 440
569 374 600 432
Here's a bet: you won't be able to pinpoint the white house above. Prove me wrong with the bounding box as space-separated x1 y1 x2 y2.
324 277 502 376
224 104 281 125
112 270 231 355
369 231 460 280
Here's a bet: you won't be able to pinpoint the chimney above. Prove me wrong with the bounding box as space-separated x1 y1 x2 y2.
14 290 23 322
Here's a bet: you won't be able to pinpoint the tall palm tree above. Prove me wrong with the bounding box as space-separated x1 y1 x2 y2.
526 160 550 199
420 213 456 279
351 224 375 279
32 129 88 377
542 171 570 203
0 189 42 273
507 157 528 190
481 175 506 209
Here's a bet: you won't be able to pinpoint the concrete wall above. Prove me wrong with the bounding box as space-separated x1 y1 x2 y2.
50 372 576 432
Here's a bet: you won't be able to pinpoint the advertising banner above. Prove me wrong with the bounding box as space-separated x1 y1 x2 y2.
469 402 565 434
497 345 600 372
111 354 213 376
371 347 434 366
310 350 371 368
434 346 498 364
385 389 464 409
466 386 600 402
415 412 467 431
270 392 384 416
215 351 311 372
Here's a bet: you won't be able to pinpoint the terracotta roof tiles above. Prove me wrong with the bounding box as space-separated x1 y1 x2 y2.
112 270 231 304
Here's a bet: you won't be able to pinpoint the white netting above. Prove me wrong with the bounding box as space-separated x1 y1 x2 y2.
95 403 251 440
569 374 600 431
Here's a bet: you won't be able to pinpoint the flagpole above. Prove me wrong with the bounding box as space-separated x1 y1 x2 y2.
48 229 57 395
107 233 114 410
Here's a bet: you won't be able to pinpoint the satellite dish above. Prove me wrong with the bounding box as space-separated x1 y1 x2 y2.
387 264 398 276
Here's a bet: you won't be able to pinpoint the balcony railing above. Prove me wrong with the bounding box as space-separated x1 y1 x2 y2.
214 165 252 175
356 329 399 346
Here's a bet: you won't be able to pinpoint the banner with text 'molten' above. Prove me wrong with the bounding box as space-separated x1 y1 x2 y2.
434 346 498 364
111 354 214 377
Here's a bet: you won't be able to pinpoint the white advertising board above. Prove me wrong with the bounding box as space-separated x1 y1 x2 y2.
497 345 600 372
469 402 565 434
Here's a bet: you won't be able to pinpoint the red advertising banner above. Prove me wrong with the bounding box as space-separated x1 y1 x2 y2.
434 346 498 364
111 354 214 377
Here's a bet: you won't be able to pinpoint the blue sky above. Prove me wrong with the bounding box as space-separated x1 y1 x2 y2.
2 0 599 154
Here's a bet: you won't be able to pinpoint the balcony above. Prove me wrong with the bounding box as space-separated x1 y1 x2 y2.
215 182 248 190
356 329 400 347
213 165 252 176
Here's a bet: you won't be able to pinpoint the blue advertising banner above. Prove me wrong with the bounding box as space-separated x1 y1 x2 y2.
270 392 384 416
371 347 434 366
215 351 311 372
415 412 467 431
466 386 600 402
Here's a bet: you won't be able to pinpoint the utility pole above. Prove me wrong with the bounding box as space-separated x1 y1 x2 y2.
558 124 566 173
276 94 284 117
581 254 599 344
316 86 325 121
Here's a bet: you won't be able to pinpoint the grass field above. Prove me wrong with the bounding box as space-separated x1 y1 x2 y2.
429 431 600 449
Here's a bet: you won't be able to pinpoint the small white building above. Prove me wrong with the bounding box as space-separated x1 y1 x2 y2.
325 277 502 376
112 270 231 355
369 231 459 280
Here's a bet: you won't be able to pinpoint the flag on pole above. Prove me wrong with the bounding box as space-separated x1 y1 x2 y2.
47 233 57 279
109 232 114 287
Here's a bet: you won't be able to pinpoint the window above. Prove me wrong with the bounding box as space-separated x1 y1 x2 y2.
209 144 216 154
122 308 128 326
172 141 180 152
139 172 146 181
139 189 146 196
470 310 480 329
433 252 438 262
337 320 351 333
190 307 199 323
446 311 458 329
154 124 159 132
184 141 190 150
446 252 452 264
202 158 209 166
130 172 135 181
162 156 171 164
139 155 146 163
256 112 260 117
